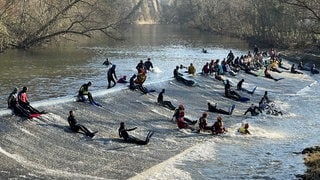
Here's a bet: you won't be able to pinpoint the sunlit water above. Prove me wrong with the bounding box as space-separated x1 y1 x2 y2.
0 25 319 179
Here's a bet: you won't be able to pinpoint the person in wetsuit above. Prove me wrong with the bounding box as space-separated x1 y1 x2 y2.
129 74 137 90
244 104 262 116
157 89 176 110
8 87 32 118
18 86 43 114
207 102 234 115
136 60 145 73
67 110 96 137
118 122 154 145
78 81 96 104
290 64 303 74
238 123 251 135
144 58 154 71
198 112 214 134
224 80 241 101
213 116 227 135
107 64 118 88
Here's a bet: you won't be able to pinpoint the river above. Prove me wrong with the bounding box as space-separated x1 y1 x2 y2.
0 24 319 179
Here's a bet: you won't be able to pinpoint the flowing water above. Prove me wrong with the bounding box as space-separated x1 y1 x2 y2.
0 25 319 179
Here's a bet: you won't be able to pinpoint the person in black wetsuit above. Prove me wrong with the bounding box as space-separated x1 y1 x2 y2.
224 80 241 100
237 79 245 90
290 64 303 74
103 58 112 66
207 103 235 115
157 89 176 110
107 64 118 88
244 104 262 116
8 87 32 118
78 81 95 104
118 122 154 145
67 111 96 137
129 74 137 90
173 66 195 86
144 58 154 71
136 60 145 73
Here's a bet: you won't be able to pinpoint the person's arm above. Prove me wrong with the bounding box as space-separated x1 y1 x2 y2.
127 127 137 131
244 108 250 115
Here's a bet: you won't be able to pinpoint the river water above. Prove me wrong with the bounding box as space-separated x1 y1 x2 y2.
0 25 319 179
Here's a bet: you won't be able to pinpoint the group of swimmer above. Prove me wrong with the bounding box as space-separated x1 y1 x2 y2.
6 46 318 144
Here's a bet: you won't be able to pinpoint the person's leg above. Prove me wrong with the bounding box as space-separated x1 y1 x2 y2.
164 101 175 110
87 92 95 104
184 117 197 125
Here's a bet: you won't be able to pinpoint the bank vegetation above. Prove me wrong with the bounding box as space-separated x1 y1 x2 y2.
0 0 319 52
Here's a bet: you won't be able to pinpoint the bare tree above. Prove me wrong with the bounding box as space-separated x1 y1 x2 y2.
0 0 143 52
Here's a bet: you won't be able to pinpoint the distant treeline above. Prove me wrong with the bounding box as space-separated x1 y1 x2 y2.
0 0 319 52
162 0 320 49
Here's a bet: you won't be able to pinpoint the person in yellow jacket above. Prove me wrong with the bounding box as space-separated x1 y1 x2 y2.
188 63 196 75
238 123 250 135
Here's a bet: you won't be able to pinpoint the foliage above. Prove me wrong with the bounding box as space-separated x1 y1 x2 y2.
0 0 142 52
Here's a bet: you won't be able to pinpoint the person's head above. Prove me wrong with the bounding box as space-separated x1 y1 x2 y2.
217 116 222 121
120 122 125 128
147 58 151 61
176 66 179 69
131 74 137 78
202 112 208 118
12 87 18 93
251 104 254 108
264 91 268 96
161 89 165 93
69 110 74 116
123 75 127 80
88 81 92 86
22 86 28 92
178 104 184 110
244 123 249 129
112 64 116 69
241 79 244 82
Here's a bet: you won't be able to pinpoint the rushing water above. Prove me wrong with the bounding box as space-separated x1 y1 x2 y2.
0 24 319 179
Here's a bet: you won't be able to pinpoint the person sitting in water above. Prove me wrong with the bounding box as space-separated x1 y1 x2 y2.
198 112 214 134
129 74 137 90
188 63 196 75
202 62 210 75
118 122 154 145
213 116 227 135
202 48 207 53
298 61 304 70
173 66 183 78
264 67 280 81
107 64 118 88
172 104 197 125
244 104 262 116
207 102 235 115
290 64 303 74
68 110 96 137
225 80 241 101
18 86 44 114
238 123 251 135
8 87 32 118
144 58 154 71
117 75 128 83
103 58 112 66
311 64 319 74
134 69 152 94
157 89 176 110
77 81 97 105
